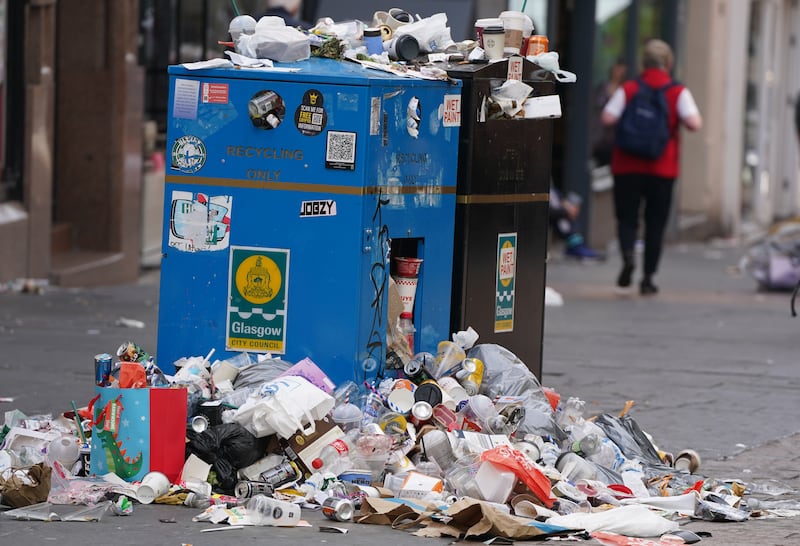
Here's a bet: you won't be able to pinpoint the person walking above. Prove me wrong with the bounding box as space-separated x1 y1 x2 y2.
601 39 702 295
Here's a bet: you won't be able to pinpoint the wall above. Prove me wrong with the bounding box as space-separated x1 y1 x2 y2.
679 0 728 238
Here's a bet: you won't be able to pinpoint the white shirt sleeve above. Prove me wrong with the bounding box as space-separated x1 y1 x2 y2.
603 85 700 123
602 87 627 120
677 88 700 120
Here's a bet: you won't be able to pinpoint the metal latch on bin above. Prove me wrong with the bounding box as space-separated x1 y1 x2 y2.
363 228 373 253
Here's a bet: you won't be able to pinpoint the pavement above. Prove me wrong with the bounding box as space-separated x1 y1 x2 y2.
1 240 800 545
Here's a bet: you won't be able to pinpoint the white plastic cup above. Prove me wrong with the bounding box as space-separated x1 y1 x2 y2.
47 436 80 467
137 471 171 504
499 11 527 54
228 15 257 41
434 341 466 379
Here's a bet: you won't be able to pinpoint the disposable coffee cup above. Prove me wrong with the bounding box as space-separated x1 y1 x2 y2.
211 359 239 384
137 471 170 504
474 17 503 48
481 26 505 60
499 11 526 54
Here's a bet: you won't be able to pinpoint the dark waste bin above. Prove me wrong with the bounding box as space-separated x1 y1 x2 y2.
445 57 557 380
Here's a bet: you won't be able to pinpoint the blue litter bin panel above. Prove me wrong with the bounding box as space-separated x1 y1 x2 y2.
158 58 461 386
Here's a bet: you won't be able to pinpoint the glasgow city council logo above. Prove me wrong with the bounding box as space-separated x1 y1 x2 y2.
171 135 206 173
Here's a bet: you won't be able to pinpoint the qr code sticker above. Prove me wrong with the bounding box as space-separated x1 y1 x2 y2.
325 131 356 170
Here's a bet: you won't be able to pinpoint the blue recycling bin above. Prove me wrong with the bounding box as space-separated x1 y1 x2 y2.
158 58 462 386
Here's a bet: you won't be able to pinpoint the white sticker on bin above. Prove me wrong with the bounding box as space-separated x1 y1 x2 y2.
299 200 337 217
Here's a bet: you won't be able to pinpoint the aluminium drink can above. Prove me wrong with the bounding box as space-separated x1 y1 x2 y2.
321 497 355 522
234 480 273 499
94 353 112 387
259 460 301 490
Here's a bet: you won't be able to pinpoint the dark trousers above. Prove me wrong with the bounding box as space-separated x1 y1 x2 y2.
613 173 675 277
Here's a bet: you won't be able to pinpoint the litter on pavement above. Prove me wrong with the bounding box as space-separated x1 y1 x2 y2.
2 327 799 542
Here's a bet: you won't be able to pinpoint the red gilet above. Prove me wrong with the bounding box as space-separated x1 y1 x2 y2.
610 68 685 179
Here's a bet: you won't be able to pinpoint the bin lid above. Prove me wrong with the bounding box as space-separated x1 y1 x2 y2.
169 57 461 89
444 57 554 82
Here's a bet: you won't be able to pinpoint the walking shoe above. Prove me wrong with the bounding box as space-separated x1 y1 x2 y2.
617 264 634 288
640 278 659 295
564 244 606 261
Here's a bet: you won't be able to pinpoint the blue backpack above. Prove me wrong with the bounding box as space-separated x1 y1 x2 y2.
616 78 677 159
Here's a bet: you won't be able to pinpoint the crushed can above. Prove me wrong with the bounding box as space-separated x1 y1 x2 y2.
117 341 150 363
458 358 484 396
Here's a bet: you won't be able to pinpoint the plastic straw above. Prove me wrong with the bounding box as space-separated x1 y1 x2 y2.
230 0 240 16
71 400 87 444
521 0 528 11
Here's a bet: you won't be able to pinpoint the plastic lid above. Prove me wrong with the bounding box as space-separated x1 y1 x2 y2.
394 34 420 61
311 458 324 470
483 26 505 33
364 27 382 37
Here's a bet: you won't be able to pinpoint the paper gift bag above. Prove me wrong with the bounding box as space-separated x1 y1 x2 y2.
0 463 52 508
91 386 187 483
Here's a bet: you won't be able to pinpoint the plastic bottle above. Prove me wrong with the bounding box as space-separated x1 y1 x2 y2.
584 437 627 471
570 433 601 457
556 396 586 429
311 434 356 476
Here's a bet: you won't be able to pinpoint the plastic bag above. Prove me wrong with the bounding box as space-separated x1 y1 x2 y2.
593 413 663 467
0 463 51 508
547 504 679 537
186 423 271 494
739 220 800 290
468 344 566 441
393 13 454 53
480 445 555 508
236 25 310 62
233 358 293 390
47 460 113 505
232 375 335 439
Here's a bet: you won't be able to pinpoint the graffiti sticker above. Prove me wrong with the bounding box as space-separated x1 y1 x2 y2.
168 191 231 252
170 135 207 173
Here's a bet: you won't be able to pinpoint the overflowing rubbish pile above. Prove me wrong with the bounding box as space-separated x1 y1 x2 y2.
2 333 799 543
197 6 576 86
739 219 800 292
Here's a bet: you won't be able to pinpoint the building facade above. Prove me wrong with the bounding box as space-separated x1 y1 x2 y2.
1 0 798 285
